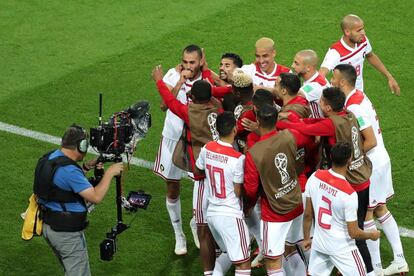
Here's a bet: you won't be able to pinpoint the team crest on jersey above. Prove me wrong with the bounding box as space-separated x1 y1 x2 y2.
234 105 243 120
207 113 219 141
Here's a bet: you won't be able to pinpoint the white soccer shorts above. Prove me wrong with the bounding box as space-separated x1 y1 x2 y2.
368 161 394 209
193 179 209 224
153 136 184 181
286 193 314 245
261 219 292 258
207 216 250 264
309 248 366 276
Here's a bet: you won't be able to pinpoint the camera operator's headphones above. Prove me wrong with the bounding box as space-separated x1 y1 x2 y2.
71 124 89 154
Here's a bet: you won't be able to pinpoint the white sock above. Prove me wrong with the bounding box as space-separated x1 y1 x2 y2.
267 268 283 276
284 251 307 276
204 271 213 276
367 271 376 276
378 211 405 263
166 197 183 236
364 220 382 271
212 252 232 276
235 269 251 276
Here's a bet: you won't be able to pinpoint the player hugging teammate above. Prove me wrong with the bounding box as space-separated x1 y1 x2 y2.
150 14 408 276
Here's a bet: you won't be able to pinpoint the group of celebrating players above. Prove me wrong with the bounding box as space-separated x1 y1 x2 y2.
150 14 408 276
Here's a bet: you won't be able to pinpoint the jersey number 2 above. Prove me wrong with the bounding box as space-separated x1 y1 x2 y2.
206 165 226 198
318 196 332 229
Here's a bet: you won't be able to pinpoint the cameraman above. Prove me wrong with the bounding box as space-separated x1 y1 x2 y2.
34 125 123 276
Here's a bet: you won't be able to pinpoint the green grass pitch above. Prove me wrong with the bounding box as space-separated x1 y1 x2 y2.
0 0 413 275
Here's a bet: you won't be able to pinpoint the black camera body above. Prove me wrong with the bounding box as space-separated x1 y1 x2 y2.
89 101 151 156
100 237 116 261
90 113 134 155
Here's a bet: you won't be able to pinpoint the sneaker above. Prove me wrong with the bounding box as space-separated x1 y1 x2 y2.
174 234 187 255
190 217 200 249
383 260 409 275
251 252 264 268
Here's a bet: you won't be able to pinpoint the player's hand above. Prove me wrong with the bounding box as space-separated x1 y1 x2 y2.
303 238 312 251
200 48 208 71
180 69 192 81
388 76 400 96
369 230 381 241
107 162 124 177
160 101 168 112
152 65 164 81
175 63 184 73
241 118 259 133
278 111 290 120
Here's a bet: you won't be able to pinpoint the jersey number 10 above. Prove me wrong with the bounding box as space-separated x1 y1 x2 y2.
206 165 226 199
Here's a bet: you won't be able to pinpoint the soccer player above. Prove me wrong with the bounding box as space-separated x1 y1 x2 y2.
277 87 375 275
219 53 244 84
291 49 330 118
244 104 311 276
331 64 409 275
231 70 254 152
196 111 251 276
153 66 222 275
241 37 290 91
273 73 311 274
153 45 212 255
303 142 380 276
319 14 400 95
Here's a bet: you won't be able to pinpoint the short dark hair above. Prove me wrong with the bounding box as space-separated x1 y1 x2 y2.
216 111 236 137
322 87 345 112
279 73 301 96
61 124 86 150
190 80 211 101
256 104 278 129
334 64 357 87
233 84 253 99
331 142 352 167
221 53 243 68
252 89 273 109
183 44 202 58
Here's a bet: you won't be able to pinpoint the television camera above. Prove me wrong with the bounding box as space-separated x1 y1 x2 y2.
89 94 152 261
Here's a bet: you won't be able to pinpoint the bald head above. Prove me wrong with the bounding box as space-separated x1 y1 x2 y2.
296 49 319 67
341 14 363 31
256 37 275 50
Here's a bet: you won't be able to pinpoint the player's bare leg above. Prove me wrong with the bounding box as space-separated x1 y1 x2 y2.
283 245 307 276
234 261 251 276
265 257 283 276
197 224 216 275
166 180 187 255
373 205 408 275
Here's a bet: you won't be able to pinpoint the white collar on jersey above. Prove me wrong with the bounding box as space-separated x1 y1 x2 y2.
340 36 358 51
217 139 233 148
304 71 320 84
328 169 347 180
344 88 358 105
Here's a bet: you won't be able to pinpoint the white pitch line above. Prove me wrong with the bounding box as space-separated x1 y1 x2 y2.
1 121 414 239
0 121 155 170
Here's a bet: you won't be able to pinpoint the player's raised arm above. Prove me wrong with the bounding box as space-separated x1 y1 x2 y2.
365 52 400 95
